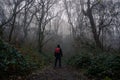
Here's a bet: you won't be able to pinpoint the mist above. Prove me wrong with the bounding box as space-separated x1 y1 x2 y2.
0 0 120 79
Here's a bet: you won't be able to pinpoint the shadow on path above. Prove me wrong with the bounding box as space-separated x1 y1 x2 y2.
27 65 88 80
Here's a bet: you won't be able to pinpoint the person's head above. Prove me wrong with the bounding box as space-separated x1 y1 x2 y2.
57 44 60 48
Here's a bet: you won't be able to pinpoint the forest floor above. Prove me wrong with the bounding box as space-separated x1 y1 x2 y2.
27 64 89 80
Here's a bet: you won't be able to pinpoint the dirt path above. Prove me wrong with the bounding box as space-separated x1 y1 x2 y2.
27 65 88 80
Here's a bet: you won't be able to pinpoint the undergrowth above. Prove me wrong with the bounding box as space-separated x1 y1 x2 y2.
67 46 120 80
0 39 36 79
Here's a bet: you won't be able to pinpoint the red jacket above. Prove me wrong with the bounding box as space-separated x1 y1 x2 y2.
54 47 63 57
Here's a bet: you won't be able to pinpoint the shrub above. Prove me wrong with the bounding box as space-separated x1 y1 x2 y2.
87 54 110 78
67 53 91 68
87 54 120 80
67 51 120 80
0 39 35 79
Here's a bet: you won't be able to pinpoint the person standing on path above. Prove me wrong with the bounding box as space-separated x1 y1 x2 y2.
54 44 63 68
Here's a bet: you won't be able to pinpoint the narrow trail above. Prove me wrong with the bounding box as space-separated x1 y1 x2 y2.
27 65 88 80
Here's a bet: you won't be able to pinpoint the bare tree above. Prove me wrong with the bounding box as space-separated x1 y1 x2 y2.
34 0 58 52
21 0 35 43
82 0 119 50
64 0 76 37
63 0 120 50
0 0 32 39
8 0 34 42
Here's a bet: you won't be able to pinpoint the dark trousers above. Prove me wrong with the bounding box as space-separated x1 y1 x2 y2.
54 56 61 67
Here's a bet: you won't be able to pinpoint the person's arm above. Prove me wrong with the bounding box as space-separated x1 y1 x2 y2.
60 48 63 57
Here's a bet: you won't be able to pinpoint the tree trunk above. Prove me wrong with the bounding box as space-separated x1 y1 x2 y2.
8 14 16 42
87 9 103 49
0 26 3 38
38 27 44 53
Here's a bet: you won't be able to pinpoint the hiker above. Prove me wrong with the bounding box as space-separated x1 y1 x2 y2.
54 44 63 68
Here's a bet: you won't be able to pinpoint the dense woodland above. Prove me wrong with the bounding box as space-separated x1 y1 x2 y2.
0 0 120 80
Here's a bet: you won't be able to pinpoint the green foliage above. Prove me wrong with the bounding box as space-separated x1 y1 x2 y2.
40 52 54 65
67 53 91 68
87 54 110 78
20 47 45 70
0 39 35 79
87 54 120 79
67 52 120 80
19 45 55 70
20 46 54 70
104 76 112 80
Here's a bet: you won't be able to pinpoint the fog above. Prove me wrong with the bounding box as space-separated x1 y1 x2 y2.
0 0 120 54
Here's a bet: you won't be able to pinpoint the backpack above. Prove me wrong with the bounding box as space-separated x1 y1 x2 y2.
55 48 60 54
